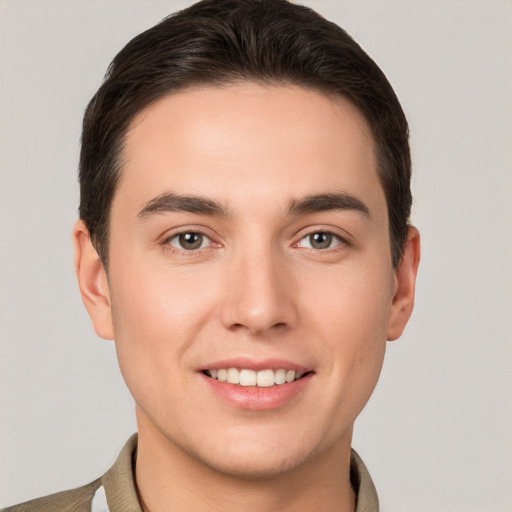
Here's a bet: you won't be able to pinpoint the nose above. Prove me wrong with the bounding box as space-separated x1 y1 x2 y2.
220 248 298 336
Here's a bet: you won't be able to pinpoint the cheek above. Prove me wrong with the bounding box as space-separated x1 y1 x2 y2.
107 263 216 395
110 259 214 336
303 261 393 379
306 261 393 336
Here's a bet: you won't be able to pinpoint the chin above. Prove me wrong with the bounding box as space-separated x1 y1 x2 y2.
194 445 312 480
180 424 333 480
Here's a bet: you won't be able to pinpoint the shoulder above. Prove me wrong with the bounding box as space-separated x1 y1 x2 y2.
1 478 101 512
1 435 139 512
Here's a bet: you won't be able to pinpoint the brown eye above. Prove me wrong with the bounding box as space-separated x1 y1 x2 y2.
169 232 207 250
309 232 332 249
297 231 342 250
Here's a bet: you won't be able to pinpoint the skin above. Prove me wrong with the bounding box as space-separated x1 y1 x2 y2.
74 84 420 512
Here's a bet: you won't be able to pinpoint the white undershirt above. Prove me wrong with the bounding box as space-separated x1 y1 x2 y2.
91 485 109 512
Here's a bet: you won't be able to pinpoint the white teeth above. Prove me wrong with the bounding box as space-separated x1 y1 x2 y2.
239 369 257 386
206 368 305 387
257 369 275 387
274 369 286 385
227 368 240 384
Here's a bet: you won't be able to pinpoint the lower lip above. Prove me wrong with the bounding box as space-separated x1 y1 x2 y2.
201 373 313 411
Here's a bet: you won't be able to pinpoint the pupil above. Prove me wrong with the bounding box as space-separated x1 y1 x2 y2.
179 232 202 250
310 232 332 249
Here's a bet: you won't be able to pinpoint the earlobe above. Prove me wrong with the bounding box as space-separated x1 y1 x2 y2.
387 226 421 341
73 220 114 340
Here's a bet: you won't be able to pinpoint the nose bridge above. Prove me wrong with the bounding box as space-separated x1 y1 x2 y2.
220 239 296 335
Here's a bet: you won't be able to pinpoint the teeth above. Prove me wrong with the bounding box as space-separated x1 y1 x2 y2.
227 368 239 384
274 369 286 385
239 369 257 386
206 368 304 387
285 370 296 383
257 369 275 387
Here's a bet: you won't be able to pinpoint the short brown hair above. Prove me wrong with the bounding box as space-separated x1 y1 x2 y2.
79 0 411 268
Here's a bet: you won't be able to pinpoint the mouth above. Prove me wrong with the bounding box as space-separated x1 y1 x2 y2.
202 367 312 388
199 360 314 410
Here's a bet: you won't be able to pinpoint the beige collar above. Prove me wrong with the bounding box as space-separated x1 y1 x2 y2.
98 434 379 512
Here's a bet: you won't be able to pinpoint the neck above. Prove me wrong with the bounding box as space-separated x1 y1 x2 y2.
134 410 356 512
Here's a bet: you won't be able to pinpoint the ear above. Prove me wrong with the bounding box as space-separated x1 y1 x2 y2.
73 220 114 340
387 226 421 341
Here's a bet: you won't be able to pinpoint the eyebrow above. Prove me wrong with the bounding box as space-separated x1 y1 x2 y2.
288 193 370 217
137 193 227 218
137 191 370 220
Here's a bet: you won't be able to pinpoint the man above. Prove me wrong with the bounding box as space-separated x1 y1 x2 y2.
4 0 420 510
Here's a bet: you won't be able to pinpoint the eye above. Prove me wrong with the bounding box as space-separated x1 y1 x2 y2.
297 231 343 250
167 232 211 251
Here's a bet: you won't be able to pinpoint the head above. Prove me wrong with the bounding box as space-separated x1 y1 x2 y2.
79 0 411 270
74 0 419 483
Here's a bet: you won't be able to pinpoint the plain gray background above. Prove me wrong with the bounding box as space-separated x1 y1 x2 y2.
1 0 511 510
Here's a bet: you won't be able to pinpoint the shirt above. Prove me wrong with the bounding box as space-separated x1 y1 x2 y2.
2 434 379 511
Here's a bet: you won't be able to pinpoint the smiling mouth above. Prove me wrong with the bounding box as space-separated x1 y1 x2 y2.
203 368 310 388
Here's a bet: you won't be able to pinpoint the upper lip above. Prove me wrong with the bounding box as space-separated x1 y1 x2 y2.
199 357 312 373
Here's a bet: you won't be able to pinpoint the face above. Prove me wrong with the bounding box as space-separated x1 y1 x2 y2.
75 83 418 478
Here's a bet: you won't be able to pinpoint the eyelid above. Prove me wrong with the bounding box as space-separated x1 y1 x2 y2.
292 226 352 249
167 231 211 250
161 226 222 252
296 231 343 250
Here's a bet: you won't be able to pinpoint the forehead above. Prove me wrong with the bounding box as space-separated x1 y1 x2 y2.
116 83 383 215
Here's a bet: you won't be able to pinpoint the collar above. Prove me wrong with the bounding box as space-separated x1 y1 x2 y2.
95 434 379 512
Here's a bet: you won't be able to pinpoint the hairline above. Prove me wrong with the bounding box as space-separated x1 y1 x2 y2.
93 79 396 272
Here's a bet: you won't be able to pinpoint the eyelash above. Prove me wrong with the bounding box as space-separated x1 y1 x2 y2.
294 231 346 251
162 229 349 255
163 231 216 253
